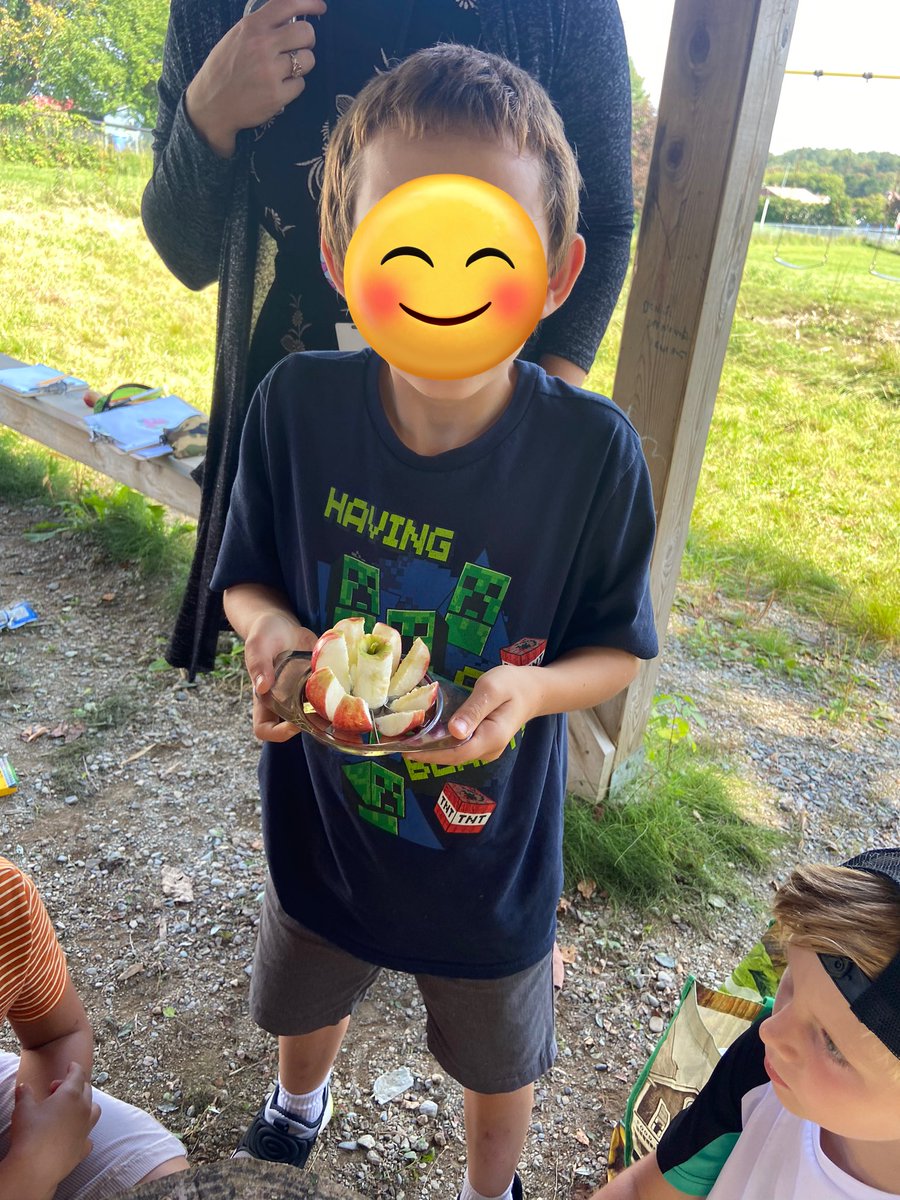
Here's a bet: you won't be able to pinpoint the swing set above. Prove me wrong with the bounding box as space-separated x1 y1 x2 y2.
763 68 899 279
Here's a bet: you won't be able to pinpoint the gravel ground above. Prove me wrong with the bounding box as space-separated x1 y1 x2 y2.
1 500 897 1199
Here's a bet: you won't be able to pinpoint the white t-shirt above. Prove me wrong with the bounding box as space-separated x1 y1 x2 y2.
710 1084 896 1199
656 1017 898 1199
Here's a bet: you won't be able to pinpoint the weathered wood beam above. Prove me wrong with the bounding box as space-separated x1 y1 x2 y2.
595 0 799 781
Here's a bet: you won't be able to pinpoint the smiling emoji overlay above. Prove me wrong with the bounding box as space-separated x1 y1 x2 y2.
342 174 549 379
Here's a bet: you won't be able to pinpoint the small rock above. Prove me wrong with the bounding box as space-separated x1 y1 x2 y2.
338 1141 358 1152
357 1134 376 1150
649 1016 665 1034
64 795 79 806
418 1100 438 1118
707 894 727 909
654 952 677 969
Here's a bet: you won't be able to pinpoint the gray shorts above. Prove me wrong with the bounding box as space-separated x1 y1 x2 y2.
251 878 556 1094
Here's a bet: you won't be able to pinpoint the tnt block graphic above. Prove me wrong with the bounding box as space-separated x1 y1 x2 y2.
500 637 547 666
328 555 379 627
435 783 496 835
446 563 510 655
386 609 447 661
344 761 405 836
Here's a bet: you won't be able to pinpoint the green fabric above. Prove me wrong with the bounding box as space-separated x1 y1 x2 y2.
661 1132 742 1197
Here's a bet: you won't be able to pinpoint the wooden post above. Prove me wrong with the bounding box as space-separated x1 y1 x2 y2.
592 0 799 782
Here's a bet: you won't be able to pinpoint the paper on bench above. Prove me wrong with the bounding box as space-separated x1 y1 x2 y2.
0 363 88 396
84 394 201 453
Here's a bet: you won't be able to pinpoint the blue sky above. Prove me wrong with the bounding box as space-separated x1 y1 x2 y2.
617 0 900 155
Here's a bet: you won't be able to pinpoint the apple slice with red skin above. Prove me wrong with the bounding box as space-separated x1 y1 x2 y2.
374 708 428 737
387 637 430 699
306 667 373 732
310 629 352 692
371 621 402 673
332 616 366 670
388 680 439 713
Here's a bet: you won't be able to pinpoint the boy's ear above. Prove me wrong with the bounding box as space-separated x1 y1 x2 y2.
320 238 346 297
541 234 586 319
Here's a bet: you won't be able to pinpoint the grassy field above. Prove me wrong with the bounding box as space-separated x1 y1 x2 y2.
1 161 898 641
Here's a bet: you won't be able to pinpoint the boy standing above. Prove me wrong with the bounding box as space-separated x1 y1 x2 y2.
596 848 900 1199
0 856 187 1199
212 45 658 1200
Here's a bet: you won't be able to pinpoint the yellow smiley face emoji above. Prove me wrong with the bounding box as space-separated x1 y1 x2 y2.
342 174 548 379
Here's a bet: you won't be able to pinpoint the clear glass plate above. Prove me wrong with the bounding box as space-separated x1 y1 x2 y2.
267 651 473 757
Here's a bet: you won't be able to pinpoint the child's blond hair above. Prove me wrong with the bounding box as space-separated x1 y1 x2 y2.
320 43 582 276
773 862 900 1074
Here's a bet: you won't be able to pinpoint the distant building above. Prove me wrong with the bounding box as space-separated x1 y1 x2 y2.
760 185 830 206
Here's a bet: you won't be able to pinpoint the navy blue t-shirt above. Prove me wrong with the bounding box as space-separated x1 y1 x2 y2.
211 349 657 977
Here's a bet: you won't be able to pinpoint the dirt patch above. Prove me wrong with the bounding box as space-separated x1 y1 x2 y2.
1 501 897 1198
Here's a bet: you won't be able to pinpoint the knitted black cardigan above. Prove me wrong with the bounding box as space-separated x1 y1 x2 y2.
142 0 634 676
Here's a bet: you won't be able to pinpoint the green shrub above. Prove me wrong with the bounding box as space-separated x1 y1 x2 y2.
0 105 109 169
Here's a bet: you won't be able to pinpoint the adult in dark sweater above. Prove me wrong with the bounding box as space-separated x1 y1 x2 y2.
142 0 635 677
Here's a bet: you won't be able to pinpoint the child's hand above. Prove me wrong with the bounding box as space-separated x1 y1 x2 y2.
244 609 318 742
7 1062 100 1194
406 664 544 766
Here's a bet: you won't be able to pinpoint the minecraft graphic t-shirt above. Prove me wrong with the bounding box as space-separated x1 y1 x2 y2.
212 349 657 977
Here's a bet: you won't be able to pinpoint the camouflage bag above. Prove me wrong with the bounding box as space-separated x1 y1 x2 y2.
161 414 209 460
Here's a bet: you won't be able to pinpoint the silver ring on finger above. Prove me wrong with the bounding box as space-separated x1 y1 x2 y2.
289 49 304 78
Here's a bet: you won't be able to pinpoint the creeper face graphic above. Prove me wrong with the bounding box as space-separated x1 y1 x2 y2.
447 563 510 655
344 761 406 836
330 554 380 627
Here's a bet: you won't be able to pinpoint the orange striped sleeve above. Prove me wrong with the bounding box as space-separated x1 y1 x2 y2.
0 857 68 1024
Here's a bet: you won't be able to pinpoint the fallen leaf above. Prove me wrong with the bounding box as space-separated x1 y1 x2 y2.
577 877 597 900
559 943 578 965
117 962 145 982
161 866 194 903
557 896 571 914
49 721 85 743
574 1128 591 1146
21 725 51 742
101 592 116 603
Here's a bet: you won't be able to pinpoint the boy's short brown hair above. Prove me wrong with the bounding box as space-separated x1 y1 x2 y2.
319 43 582 276
773 861 900 1075
772 862 900 981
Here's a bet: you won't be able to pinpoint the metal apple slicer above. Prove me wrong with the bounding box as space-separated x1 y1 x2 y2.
267 651 473 757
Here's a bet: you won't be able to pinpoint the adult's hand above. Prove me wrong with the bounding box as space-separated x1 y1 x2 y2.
185 0 328 158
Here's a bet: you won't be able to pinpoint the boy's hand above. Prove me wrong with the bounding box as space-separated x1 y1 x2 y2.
6 1063 100 1195
244 609 317 742
406 664 544 766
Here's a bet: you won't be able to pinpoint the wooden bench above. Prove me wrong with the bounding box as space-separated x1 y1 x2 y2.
0 352 201 518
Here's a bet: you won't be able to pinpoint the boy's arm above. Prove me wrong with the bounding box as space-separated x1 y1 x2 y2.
593 1152 690 1200
407 645 638 765
223 582 319 742
11 977 92 1099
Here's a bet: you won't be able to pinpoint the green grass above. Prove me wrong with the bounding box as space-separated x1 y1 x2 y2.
1 161 897 641
563 739 785 917
0 159 217 409
588 233 900 642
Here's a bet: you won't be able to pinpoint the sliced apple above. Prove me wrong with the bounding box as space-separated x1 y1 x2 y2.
388 680 439 713
387 637 430 699
353 633 394 709
333 616 366 669
306 667 372 732
311 629 352 692
374 708 428 737
371 621 402 673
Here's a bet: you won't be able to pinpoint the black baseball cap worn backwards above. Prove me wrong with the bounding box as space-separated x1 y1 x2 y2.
818 848 900 1061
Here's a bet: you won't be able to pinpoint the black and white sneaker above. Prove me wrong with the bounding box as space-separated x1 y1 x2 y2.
456 1173 524 1200
233 1083 333 1167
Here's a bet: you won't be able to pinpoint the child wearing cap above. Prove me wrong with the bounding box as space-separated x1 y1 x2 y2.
595 848 900 1199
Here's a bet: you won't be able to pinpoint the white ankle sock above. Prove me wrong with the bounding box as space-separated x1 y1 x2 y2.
270 1076 329 1131
459 1172 514 1200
